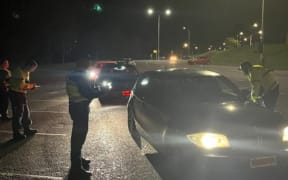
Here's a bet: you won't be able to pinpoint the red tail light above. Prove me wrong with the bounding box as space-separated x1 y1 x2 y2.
122 90 131 97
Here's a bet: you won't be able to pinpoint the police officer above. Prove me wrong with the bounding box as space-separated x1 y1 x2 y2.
66 59 104 177
240 61 279 111
9 60 38 140
0 59 11 121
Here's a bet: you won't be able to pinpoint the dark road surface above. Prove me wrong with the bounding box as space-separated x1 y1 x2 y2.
0 61 288 180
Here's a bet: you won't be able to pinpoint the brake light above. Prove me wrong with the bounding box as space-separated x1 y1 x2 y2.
122 90 131 97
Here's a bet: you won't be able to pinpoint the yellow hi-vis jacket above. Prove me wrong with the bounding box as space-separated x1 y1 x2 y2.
66 74 89 103
9 67 31 94
248 65 278 103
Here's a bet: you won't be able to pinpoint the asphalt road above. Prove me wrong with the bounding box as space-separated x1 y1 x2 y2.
0 61 288 180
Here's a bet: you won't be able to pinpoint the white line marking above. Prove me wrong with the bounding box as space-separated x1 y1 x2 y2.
31 100 68 102
0 130 66 137
31 110 68 114
0 172 63 180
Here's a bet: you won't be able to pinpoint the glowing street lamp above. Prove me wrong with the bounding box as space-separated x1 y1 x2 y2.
165 9 172 16
258 30 263 35
147 8 154 15
183 43 189 48
253 23 259 28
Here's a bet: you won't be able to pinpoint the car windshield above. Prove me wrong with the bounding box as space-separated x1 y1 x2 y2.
159 76 240 103
101 64 137 75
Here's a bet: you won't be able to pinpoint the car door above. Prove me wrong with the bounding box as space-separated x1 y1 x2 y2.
132 75 152 138
141 77 169 146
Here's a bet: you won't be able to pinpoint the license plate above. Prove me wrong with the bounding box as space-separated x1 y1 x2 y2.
250 156 277 168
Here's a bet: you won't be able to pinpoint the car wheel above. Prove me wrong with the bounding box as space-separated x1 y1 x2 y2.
128 107 142 148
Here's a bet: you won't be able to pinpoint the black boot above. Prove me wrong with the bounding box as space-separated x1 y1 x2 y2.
81 158 91 170
70 161 92 178
13 132 26 141
24 128 38 136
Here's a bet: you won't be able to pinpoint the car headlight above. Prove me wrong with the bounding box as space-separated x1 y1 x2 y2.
101 80 112 89
87 70 98 80
282 127 288 142
187 132 230 150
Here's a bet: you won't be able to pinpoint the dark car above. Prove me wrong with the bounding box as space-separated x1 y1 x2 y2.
127 68 288 173
96 61 138 103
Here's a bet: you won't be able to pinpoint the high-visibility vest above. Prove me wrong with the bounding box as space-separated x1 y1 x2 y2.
66 70 102 103
66 73 89 103
248 65 278 102
9 67 30 94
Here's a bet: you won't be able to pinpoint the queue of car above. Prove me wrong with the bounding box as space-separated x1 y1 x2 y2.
87 60 288 176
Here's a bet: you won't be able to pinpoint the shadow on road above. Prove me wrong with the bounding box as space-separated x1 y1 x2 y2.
0 136 34 159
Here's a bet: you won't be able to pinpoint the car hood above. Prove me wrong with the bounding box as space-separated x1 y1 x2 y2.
164 101 286 136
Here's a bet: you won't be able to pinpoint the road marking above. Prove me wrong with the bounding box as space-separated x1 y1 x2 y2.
30 99 68 102
0 130 66 137
0 172 63 180
31 110 68 114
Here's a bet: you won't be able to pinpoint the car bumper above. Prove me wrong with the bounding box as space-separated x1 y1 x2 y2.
102 90 130 99
177 146 288 173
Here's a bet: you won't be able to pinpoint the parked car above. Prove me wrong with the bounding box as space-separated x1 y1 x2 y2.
95 61 138 103
188 56 210 65
87 60 117 81
128 68 288 173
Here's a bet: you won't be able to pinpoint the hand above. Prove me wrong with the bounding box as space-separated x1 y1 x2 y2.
255 98 265 107
25 83 39 90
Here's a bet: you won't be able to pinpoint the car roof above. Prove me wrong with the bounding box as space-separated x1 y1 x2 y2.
142 68 221 78
95 61 117 64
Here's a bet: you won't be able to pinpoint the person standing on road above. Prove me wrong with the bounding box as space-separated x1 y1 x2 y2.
9 60 39 140
0 59 12 121
66 59 104 177
240 61 279 111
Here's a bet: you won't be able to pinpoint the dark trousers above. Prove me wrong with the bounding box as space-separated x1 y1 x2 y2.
10 91 32 133
264 85 279 111
69 101 90 167
0 87 9 118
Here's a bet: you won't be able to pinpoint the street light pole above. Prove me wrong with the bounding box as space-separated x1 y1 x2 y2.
183 26 191 57
260 0 265 65
188 29 191 56
147 8 171 60
157 14 160 60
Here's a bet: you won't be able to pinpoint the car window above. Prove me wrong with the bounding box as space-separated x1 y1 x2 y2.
216 76 240 97
101 64 137 74
134 76 150 99
159 76 240 103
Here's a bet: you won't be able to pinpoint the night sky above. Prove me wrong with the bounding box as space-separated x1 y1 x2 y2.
1 0 288 62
